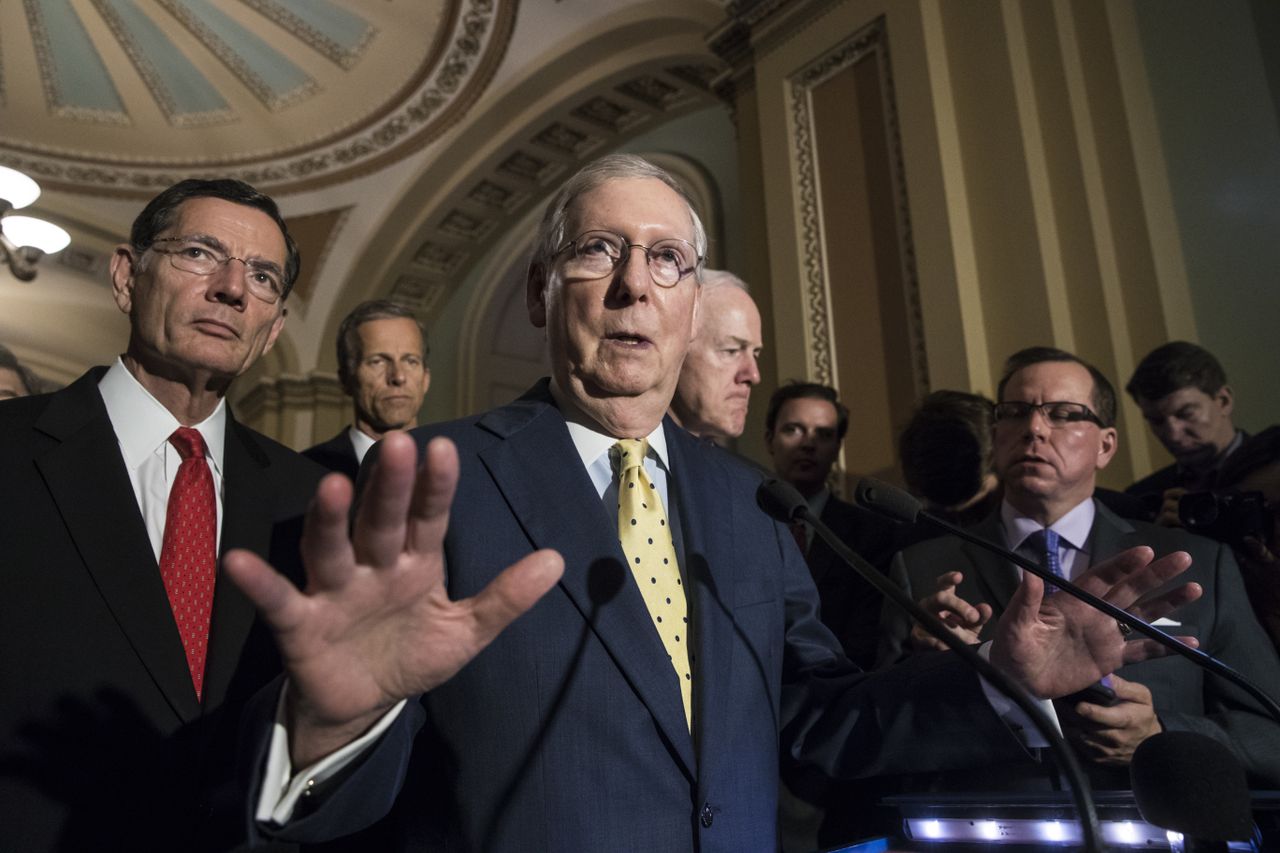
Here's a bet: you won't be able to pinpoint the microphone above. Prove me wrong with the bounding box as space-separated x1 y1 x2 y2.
756 478 1108 852
1131 731 1256 851
854 477 1280 724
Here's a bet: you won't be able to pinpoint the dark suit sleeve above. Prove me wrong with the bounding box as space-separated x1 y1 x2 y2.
874 551 919 669
774 521 1025 780
1155 542 1280 786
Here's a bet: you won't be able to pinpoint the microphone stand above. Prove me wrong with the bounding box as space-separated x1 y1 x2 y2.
757 480 1108 852
854 478 1280 726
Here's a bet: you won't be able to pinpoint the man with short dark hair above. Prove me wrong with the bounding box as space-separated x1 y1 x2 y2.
669 269 761 442
879 346 1280 787
304 300 430 479
0 178 322 851
1124 341 1265 523
764 381 895 668
230 161 1202 852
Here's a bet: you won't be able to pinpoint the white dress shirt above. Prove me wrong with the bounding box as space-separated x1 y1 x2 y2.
348 426 376 465
98 357 226 557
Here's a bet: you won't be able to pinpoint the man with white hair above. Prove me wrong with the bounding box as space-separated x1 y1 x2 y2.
669 269 762 442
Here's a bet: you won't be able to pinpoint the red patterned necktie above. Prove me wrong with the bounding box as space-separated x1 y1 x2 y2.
158 427 217 701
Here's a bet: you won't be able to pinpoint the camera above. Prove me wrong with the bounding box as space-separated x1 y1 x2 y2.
1178 490 1269 546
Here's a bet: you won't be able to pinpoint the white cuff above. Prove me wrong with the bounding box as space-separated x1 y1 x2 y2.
255 684 408 826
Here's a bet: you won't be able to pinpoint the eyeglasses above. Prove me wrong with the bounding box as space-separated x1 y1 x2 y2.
993 401 1106 428
555 230 701 288
147 237 285 304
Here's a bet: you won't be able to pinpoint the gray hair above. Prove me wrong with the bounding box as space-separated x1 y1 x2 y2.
699 268 749 294
529 154 708 281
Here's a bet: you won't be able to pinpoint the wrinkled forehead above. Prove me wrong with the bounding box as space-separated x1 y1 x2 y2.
168 197 288 264
565 177 696 241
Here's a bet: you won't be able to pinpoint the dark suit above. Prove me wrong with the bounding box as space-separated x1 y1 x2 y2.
803 495 898 670
302 430 360 482
0 368 323 852
879 500 1280 787
253 381 1026 852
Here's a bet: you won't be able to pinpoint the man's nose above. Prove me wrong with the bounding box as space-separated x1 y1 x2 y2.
207 258 247 307
612 246 654 302
740 353 760 385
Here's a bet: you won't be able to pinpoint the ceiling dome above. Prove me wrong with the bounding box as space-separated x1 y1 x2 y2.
0 0 514 195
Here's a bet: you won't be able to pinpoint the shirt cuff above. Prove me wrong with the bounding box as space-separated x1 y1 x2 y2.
977 641 1061 748
255 684 408 826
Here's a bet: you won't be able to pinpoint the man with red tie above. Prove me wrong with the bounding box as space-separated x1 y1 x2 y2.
0 179 322 852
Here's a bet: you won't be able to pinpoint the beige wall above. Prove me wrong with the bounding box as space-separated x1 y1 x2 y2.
713 0 1270 492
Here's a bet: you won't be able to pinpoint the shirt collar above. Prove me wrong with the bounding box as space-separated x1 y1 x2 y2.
564 418 670 474
99 357 227 475
1001 496 1095 553
806 487 831 519
347 425 377 464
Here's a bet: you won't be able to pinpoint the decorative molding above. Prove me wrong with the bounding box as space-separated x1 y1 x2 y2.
239 0 377 69
787 16 927 393
1 0 515 195
25 0 131 126
156 0 319 112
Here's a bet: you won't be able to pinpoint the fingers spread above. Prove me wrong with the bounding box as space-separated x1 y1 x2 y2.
300 474 358 591
352 432 421 567
1121 634 1199 666
1127 582 1202 624
223 548 305 633
468 549 565 646
405 437 460 556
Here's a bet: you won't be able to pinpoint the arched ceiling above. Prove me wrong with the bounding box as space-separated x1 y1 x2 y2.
0 0 512 195
0 0 736 414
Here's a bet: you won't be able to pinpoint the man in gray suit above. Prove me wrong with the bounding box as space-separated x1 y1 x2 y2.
879 346 1280 787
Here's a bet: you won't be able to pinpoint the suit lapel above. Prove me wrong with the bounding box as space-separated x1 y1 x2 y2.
966 512 1021 614
33 372 201 722
204 414 274 710
666 428 737 781
475 393 695 775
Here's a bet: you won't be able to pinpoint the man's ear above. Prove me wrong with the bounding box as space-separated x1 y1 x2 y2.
109 245 138 315
527 264 548 328
1217 385 1234 417
1096 426 1119 470
259 308 287 357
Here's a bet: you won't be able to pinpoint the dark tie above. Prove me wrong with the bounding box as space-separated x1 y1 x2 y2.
1024 528 1065 594
158 427 217 701
790 521 808 557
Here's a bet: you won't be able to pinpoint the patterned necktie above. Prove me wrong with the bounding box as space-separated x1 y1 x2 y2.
158 427 217 701
1025 528 1065 594
613 439 692 730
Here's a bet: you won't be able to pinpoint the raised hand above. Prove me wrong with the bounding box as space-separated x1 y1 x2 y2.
224 432 564 766
988 546 1201 700
909 571 993 652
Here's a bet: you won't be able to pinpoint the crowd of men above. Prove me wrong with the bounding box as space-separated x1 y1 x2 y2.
0 156 1276 853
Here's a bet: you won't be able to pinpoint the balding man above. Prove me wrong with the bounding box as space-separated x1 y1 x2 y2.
669 269 762 442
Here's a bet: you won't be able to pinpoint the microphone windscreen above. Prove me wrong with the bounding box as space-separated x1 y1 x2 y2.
854 478 922 524
757 479 808 523
1130 731 1254 841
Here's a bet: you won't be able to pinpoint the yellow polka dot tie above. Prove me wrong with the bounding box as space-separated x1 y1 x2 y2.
613 439 692 730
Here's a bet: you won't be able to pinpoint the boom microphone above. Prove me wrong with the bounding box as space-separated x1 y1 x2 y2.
853 477 1280 724
756 478 1108 852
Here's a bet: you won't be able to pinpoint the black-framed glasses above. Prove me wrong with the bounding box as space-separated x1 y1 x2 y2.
993 401 1106 428
555 230 702 288
147 237 284 304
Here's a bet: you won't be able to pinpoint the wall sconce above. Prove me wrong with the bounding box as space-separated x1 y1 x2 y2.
0 165 71 281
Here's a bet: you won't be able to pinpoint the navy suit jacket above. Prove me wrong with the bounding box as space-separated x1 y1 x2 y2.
302 430 360 482
259 381 1023 852
0 369 322 853
878 500 1280 787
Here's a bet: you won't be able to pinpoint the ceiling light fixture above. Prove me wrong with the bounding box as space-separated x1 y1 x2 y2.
0 165 71 281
